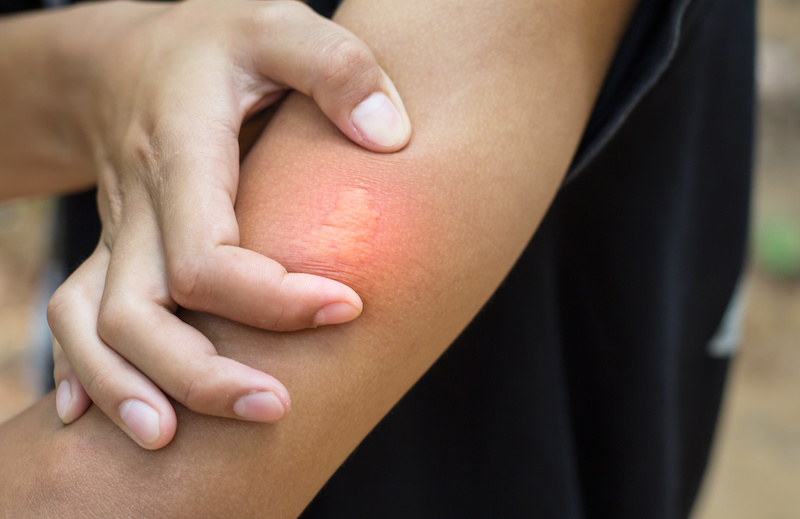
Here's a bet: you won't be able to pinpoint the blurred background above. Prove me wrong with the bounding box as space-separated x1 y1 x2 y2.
1 0 798 516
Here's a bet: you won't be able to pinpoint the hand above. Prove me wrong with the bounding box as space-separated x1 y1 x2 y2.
46 0 411 449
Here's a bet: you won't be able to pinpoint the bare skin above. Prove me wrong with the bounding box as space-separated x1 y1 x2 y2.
0 0 638 516
2 0 414 447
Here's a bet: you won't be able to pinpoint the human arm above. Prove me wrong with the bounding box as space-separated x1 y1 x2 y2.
0 0 410 198
1 0 638 515
1 0 414 447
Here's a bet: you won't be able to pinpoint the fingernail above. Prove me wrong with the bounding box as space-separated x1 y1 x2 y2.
56 379 73 422
119 399 161 445
233 391 286 422
351 92 408 148
314 301 361 327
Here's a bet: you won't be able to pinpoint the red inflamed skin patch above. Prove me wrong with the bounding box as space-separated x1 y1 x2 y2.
304 187 381 267
234 97 442 305
236 158 434 304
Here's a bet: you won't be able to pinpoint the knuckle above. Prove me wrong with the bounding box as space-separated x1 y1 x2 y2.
96 293 137 345
46 282 82 333
314 36 379 99
46 287 71 329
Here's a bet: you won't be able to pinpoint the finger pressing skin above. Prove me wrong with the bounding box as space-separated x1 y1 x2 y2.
153 131 363 332
47 247 178 449
240 0 411 151
97 213 291 429
52 335 91 424
170 243 364 331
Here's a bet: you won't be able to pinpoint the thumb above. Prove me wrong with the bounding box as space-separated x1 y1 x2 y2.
242 1 411 152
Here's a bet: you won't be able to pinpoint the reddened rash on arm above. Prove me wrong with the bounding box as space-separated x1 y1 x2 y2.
236 98 438 302
234 90 559 320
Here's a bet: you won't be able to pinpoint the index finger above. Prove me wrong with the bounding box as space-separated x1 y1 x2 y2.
151 131 363 331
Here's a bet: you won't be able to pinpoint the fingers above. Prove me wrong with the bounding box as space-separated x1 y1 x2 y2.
171 243 364 330
242 1 411 152
96 214 290 430
50 215 296 450
50 223 295 449
152 130 363 332
48 246 178 449
53 335 91 424
46 0 391 447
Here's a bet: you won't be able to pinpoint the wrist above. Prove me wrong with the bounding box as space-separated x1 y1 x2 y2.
50 1 167 182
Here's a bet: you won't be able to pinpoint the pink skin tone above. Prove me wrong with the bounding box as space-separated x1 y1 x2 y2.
237 134 435 305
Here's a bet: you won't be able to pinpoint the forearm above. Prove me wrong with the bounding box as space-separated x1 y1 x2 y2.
0 6 92 198
0 2 167 200
0 0 636 516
